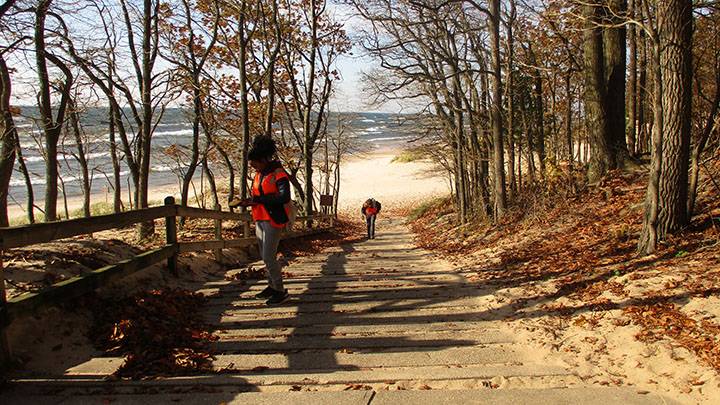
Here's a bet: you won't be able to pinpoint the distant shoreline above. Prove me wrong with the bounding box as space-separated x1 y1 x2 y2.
7 144 448 224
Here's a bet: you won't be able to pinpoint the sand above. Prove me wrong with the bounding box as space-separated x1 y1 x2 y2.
335 152 450 214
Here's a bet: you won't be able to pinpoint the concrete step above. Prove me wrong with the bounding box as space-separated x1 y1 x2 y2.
0 387 679 405
199 282 481 297
211 330 513 354
11 364 573 389
212 320 501 338
61 346 526 376
203 270 475 287
206 287 489 306
207 306 501 328
211 346 525 371
204 296 491 314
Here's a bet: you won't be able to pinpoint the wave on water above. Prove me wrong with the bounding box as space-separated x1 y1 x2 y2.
151 165 176 172
23 155 45 163
85 152 111 159
154 129 194 137
366 136 412 142
361 119 375 123
9 169 134 188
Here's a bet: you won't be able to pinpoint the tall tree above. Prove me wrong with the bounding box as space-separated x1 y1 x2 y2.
35 0 73 221
582 0 628 183
638 0 693 254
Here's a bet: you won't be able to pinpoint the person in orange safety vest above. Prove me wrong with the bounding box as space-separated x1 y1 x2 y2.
230 135 291 305
361 198 382 239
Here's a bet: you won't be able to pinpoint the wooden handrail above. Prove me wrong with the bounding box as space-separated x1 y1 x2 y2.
177 206 251 222
5 245 177 322
0 205 175 250
0 204 259 250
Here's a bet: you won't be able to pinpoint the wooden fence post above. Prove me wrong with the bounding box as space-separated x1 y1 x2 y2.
164 196 178 276
243 210 250 238
1 250 12 370
214 203 223 263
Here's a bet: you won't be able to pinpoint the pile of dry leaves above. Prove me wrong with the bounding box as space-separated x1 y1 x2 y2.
89 288 217 379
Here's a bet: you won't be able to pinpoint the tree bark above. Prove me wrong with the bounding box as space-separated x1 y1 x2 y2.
656 0 692 236
137 0 158 238
583 0 627 182
36 0 72 222
627 0 637 156
490 0 506 218
603 0 628 165
68 99 90 218
505 0 517 198
0 55 17 227
638 35 663 254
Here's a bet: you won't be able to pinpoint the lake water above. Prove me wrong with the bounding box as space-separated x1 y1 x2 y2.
9 109 420 205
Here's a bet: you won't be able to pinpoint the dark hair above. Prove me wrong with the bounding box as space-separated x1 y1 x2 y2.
248 135 277 161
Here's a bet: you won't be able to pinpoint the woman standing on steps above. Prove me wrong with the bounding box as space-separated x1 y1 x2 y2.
361 198 382 239
230 136 291 305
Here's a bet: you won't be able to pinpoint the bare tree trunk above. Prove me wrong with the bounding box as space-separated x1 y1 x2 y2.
108 96 122 213
638 36 663 254
604 0 628 166
36 0 72 222
490 0 506 218
181 83 202 209
638 24 648 153
0 54 17 227
627 0 637 156
137 0 157 238
583 0 627 182
69 99 91 217
505 0 517 198
565 72 573 162
238 4 251 200
202 157 219 210
688 68 720 217
303 0 319 222
16 144 34 223
655 0 693 236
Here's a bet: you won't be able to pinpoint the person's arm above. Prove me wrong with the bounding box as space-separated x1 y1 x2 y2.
376 201 382 213
252 178 291 205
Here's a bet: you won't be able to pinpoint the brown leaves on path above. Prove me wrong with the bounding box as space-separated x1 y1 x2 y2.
90 288 217 379
625 303 720 372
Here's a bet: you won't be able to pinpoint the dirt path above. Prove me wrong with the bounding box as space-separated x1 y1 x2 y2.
4 218 675 404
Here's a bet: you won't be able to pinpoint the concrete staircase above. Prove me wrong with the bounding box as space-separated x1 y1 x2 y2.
3 218 675 404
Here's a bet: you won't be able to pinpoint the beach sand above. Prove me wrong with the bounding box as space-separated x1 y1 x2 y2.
335 152 450 214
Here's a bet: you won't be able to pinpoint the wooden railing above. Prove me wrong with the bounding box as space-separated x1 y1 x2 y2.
0 196 334 367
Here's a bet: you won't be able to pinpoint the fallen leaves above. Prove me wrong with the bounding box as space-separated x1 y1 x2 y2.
90 288 217 379
624 303 720 372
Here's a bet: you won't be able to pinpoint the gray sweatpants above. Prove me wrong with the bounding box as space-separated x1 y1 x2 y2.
255 220 284 291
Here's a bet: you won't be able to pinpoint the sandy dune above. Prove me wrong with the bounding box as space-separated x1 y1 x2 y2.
335 152 450 214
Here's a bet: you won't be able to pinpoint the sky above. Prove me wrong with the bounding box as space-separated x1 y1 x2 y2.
6 2 409 114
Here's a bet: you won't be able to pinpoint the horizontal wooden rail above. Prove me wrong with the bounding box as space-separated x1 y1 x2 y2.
176 224 332 255
5 245 176 322
0 206 175 250
177 206 251 222
178 238 257 254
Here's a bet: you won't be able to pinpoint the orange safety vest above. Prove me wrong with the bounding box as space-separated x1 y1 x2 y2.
252 168 290 228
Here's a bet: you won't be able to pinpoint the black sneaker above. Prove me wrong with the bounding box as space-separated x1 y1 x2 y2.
255 286 274 299
266 289 289 305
